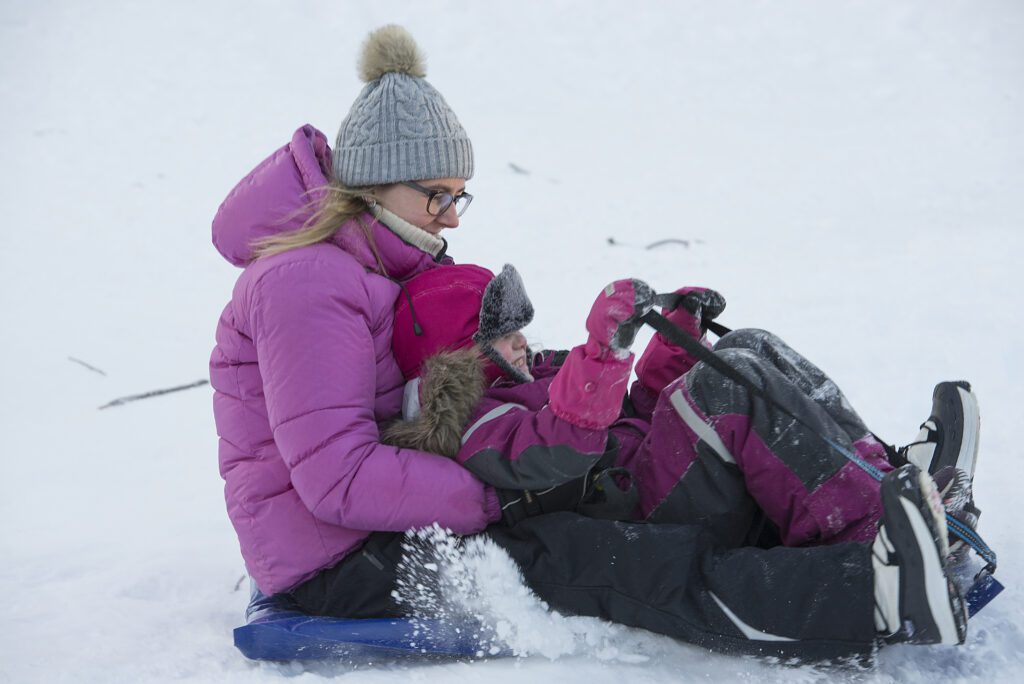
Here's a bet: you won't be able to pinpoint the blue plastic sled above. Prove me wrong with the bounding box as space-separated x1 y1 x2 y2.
964 572 1004 618
234 572 1003 662
234 582 509 662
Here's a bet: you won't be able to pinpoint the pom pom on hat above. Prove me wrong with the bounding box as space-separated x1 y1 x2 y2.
358 24 427 82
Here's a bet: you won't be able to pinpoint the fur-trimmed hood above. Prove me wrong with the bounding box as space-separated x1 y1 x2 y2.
380 348 488 458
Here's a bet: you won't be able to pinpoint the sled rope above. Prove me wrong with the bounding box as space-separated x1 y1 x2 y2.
641 302 998 573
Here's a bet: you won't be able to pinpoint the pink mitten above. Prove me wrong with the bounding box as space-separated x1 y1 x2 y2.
549 280 654 429
634 287 726 395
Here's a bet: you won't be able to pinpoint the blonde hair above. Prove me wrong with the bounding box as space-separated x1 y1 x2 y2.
251 180 386 273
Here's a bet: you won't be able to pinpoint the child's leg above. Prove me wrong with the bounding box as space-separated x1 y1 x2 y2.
634 348 890 545
714 329 890 465
636 394 761 546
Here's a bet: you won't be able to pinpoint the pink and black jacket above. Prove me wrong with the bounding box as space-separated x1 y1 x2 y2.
383 299 892 549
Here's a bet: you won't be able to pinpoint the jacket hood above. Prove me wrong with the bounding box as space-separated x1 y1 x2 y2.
392 263 534 383
212 125 332 267
379 348 486 458
392 264 494 381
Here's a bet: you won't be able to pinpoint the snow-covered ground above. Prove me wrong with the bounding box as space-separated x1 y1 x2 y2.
2 1 1022 681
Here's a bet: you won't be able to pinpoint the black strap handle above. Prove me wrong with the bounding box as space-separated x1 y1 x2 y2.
652 293 732 338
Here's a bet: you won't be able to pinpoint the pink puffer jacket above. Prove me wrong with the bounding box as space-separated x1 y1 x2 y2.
210 125 500 595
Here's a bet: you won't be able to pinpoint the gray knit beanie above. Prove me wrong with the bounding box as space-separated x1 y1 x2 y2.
333 25 474 187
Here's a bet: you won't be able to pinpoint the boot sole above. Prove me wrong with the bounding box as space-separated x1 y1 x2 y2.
881 467 966 644
929 382 980 478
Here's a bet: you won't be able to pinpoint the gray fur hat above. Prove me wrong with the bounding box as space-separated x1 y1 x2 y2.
475 264 535 384
474 264 534 345
333 25 474 187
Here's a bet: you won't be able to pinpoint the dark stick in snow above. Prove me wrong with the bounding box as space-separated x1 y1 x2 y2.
99 379 210 410
645 238 691 249
68 356 107 376
608 237 696 249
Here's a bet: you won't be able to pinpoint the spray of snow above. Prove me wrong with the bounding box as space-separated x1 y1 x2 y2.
392 524 650 663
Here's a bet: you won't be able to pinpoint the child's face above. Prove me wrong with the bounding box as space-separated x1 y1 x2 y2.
490 331 531 379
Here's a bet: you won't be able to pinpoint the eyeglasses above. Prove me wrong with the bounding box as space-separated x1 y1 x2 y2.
401 181 474 217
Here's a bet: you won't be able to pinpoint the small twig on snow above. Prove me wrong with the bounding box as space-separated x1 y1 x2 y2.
68 356 107 376
608 236 697 249
645 238 691 249
99 379 209 410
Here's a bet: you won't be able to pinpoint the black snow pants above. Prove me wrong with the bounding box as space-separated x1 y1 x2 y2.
291 512 878 661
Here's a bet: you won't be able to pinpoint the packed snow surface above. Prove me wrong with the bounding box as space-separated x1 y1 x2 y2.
2 1 1022 682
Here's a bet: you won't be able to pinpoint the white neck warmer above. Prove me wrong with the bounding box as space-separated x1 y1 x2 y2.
371 204 446 259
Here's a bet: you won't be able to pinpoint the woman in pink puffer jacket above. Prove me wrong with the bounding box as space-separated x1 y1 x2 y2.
210 27 497 599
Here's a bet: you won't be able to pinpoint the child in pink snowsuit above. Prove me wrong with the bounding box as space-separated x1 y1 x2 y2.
383 263 897 548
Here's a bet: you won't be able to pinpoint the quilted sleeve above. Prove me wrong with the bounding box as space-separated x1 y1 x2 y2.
250 258 500 533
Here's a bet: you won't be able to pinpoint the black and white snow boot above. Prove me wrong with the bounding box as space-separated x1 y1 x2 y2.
873 464 968 645
900 381 980 478
932 465 982 561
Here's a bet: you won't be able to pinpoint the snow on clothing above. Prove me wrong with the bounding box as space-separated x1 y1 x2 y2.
210 124 499 596
626 328 895 547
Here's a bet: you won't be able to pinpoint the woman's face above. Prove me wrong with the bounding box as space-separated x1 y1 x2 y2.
375 177 467 236
490 331 532 380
